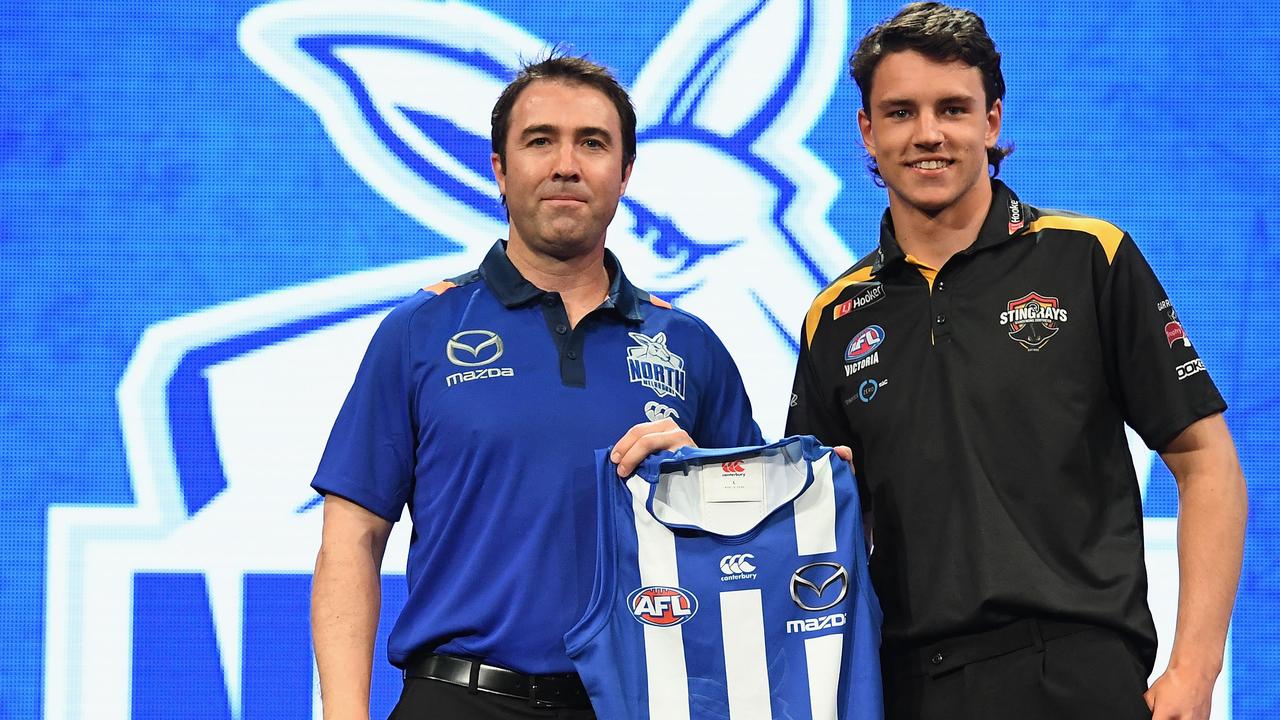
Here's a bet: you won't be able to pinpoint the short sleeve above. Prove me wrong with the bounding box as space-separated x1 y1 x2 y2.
689 317 763 448
310 298 421 521
784 326 847 446
1098 236 1227 450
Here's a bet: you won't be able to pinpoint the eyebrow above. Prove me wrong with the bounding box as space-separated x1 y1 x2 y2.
518 124 614 143
876 93 979 110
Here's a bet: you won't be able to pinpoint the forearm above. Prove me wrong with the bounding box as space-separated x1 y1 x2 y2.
311 496 393 720
1161 414 1248 678
312 540 383 720
1168 465 1246 676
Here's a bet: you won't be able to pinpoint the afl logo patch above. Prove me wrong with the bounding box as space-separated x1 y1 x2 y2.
628 586 699 627
845 325 884 362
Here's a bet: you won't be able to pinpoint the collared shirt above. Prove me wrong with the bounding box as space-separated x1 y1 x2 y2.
786 181 1225 670
313 240 761 673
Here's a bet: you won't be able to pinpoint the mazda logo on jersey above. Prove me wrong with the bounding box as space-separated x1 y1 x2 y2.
790 562 849 612
628 586 699 627
446 330 503 366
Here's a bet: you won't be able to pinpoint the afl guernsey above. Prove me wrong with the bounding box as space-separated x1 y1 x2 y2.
565 436 882 720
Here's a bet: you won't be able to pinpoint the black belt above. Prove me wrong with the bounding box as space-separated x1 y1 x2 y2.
402 653 592 709
884 619 1097 678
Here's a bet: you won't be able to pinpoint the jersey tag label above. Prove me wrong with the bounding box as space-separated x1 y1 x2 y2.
702 459 764 503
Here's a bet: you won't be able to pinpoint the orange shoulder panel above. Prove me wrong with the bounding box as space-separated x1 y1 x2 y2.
423 280 457 295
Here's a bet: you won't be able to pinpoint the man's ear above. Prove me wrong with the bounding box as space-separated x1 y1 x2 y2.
620 160 634 196
491 152 507 196
857 109 876 160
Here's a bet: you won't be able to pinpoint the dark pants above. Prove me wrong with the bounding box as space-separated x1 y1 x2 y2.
388 677 597 720
883 621 1153 720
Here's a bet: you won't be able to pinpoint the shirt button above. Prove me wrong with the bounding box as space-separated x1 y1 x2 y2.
936 281 946 292
543 295 556 306
930 652 944 665
936 314 946 325
555 323 567 334
567 350 578 360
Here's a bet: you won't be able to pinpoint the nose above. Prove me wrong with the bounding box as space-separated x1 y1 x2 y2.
912 112 944 148
552 143 581 181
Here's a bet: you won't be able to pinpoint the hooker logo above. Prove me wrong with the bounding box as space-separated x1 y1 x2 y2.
834 283 884 319
626 332 687 400
721 460 746 474
999 292 1068 351
629 586 699 627
1008 196 1025 234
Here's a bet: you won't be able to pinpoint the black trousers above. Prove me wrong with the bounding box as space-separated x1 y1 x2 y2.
883 621 1153 720
388 677 597 720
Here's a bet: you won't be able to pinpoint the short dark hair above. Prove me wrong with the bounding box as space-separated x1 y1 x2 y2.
850 2 1012 177
490 50 637 177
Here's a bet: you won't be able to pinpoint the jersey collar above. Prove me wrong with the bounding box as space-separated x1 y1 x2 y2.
871 179 1037 275
479 240 646 322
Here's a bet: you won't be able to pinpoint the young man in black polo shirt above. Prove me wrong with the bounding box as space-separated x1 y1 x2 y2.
785 3 1246 718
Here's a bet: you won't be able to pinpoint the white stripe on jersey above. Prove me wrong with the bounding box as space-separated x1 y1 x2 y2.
720 589 772 719
627 476 691 720
793 453 837 556
805 633 844 720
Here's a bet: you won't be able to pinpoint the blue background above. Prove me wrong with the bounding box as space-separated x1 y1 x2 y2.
2 0 1277 717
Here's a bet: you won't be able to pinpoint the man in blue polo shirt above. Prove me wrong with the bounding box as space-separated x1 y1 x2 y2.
308 53 761 719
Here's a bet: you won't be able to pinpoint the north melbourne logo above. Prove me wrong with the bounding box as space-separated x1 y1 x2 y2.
626 332 686 400
999 292 1068 351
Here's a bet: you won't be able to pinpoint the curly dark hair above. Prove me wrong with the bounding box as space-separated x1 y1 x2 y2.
850 2 1012 178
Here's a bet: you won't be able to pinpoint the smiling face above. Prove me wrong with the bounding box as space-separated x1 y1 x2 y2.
492 79 632 261
858 50 1002 222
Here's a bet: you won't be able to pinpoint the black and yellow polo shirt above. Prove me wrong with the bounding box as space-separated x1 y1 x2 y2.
785 180 1225 670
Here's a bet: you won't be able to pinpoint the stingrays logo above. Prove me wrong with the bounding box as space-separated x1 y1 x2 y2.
37 1 1163 718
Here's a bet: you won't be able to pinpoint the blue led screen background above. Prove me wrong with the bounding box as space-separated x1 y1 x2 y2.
2 0 1277 718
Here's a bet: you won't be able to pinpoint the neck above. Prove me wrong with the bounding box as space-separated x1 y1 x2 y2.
887 182 992 269
505 237 610 327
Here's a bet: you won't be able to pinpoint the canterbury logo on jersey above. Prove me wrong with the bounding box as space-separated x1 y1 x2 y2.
719 554 757 582
720 460 745 474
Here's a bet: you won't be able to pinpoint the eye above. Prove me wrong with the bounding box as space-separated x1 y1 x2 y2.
943 106 967 116
888 109 911 120
528 136 550 147
583 137 605 149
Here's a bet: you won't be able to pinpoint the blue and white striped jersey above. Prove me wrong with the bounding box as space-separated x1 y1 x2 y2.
566 436 883 719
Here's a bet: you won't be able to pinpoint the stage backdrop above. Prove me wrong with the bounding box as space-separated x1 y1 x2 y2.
3 0 1277 718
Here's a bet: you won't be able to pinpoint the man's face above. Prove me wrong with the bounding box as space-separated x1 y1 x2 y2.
492 79 631 260
858 50 1002 218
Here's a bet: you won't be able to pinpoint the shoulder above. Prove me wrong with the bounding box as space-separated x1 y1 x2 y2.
802 250 881 347
378 268 486 335
1022 204 1130 265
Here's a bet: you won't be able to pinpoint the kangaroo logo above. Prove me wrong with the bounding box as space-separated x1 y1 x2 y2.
37 0 1158 717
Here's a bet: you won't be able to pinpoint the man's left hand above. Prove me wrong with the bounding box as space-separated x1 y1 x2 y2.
612 419 696 476
1145 664 1216 720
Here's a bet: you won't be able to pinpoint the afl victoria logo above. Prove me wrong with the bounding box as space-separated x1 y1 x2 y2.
446 330 503 367
628 586 699 627
790 562 848 612
845 325 884 362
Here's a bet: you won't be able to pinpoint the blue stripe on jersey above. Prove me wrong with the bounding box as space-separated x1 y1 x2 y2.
566 436 883 720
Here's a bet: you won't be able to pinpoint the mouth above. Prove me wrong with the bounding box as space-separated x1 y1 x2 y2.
908 159 952 170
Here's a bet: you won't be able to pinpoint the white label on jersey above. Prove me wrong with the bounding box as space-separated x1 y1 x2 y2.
720 589 772 719
805 632 844 720
792 452 837 556
703 460 764 503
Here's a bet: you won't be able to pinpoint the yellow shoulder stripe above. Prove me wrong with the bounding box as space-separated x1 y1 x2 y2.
805 266 875 346
1026 215 1124 264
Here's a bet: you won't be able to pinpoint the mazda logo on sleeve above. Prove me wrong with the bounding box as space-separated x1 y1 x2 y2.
790 562 849 611
446 330 504 367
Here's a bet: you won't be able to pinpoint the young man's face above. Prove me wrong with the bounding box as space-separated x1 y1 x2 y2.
492 79 631 260
858 50 1002 219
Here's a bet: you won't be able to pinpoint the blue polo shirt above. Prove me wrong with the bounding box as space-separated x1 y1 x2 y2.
312 240 762 673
